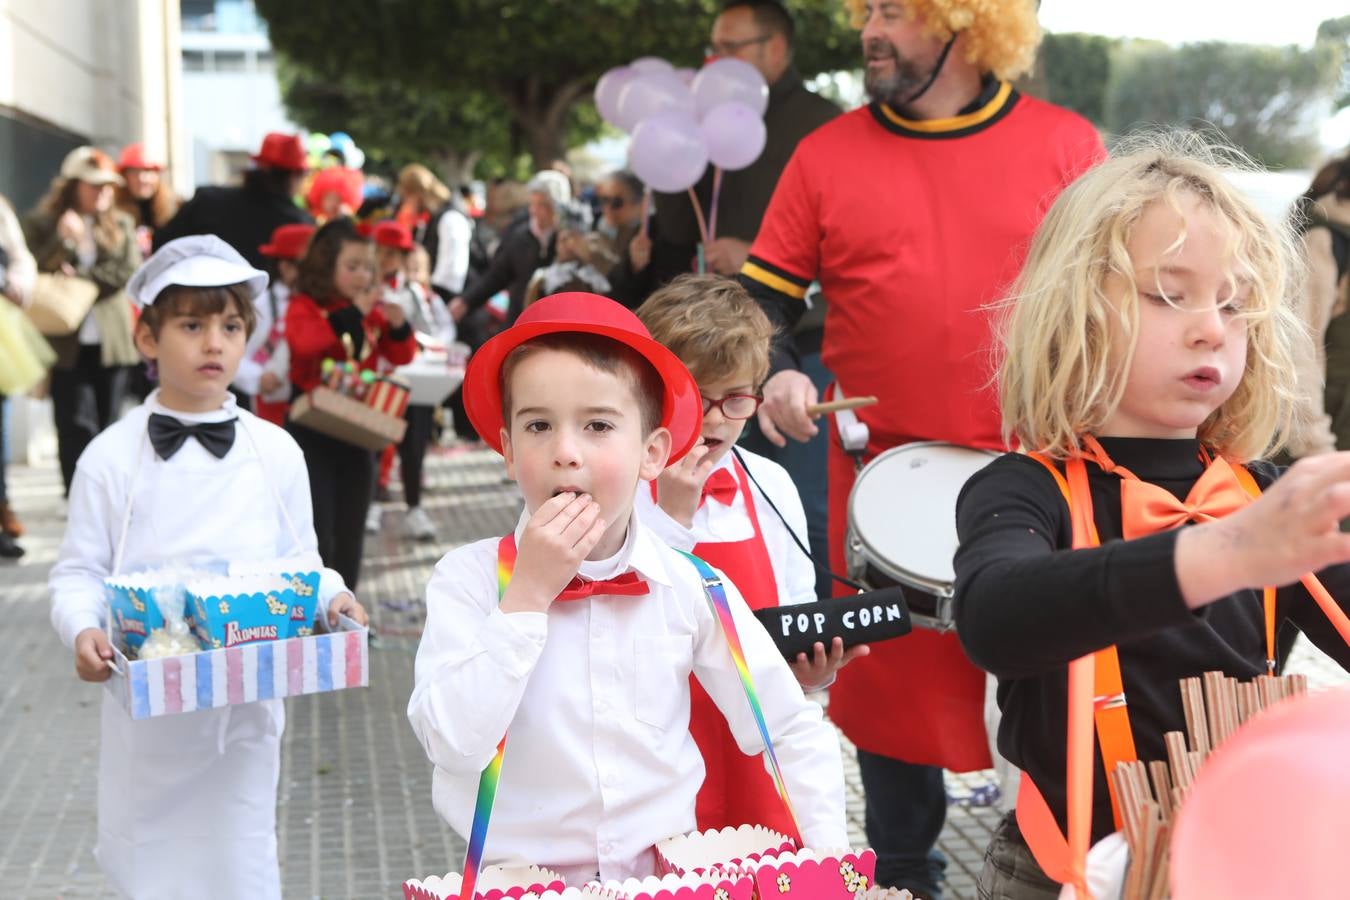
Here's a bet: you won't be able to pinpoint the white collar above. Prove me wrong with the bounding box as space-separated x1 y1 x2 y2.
511 507 673 588
147 387 239 424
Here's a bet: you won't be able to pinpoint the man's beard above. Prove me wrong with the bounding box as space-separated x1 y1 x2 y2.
863 39 929 108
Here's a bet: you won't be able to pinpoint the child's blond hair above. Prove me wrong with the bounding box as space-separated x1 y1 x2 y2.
998 129 1310 462
637 274 776 388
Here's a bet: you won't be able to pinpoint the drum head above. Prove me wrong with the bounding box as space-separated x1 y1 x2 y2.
848 442 998 594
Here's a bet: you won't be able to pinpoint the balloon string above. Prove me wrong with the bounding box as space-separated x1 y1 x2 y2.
687 186 710 246
708 167 723 243
640 187 651 240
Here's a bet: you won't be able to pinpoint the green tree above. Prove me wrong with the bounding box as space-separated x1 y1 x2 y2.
1105 40 1340 169
1317 15 1350 111
256 0 859 172
1038 32 1116 127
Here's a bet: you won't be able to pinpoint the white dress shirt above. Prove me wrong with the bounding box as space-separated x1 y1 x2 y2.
635 447 817 609
408 511 847 884
430 207 473 296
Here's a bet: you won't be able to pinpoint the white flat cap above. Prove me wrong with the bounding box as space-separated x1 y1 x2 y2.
127 235 269 309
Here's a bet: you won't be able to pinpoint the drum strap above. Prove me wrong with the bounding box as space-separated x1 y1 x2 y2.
1015 445 1350 896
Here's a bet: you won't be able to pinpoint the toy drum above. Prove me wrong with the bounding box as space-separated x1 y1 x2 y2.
846 441 998 631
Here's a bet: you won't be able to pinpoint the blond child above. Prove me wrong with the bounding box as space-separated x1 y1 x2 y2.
952 132 1350 899
635 274 868 839
49 235 366 898
407 291 847 884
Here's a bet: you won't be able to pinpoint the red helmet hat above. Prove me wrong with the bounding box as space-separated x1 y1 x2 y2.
251 132 309 172
372 220 414 252
258 223 316 260
117 143 163 172
463 292 702 466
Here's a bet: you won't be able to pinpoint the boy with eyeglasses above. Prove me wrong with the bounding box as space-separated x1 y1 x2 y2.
636 274 868 841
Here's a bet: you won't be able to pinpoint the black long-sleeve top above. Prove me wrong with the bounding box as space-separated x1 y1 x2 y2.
953 437 1350 842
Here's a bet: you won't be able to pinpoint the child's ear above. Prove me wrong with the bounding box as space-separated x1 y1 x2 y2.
133 319 159 361
639 426 673 482
500 426 516 480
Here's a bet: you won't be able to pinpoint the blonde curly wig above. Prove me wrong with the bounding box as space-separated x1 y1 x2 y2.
844 0 1042 80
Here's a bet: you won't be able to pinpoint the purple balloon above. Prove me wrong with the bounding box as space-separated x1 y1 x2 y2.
629 110 709 194
675 67 697 86
616 71 695 132
595 66 636 127
630 56 676 75
700 102 767 171
691 57 768 119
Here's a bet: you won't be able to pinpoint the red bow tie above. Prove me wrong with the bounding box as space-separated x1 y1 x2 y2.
1120 456 1250 540
555 571 650 602
700 468 739 508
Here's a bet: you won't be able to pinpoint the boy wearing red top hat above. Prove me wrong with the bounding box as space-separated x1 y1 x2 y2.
634 274 870 844
407 292 847 884
234 223 314 425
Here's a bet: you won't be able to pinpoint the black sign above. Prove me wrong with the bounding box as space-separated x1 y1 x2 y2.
751 587 912 660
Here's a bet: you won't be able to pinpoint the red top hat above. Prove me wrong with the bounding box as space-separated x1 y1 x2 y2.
258 223 316 260
251 132 308 172
372 220 414 252
117 143 163 172
463 292 702 466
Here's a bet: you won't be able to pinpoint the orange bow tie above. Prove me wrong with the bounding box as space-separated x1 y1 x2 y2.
1120 456 1250 539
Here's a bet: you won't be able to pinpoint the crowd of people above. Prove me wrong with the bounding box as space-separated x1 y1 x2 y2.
3 0 1350 898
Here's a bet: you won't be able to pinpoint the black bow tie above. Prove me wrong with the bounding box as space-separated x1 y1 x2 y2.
148 413 238 461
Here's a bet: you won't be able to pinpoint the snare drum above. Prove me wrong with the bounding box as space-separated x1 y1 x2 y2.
846 442 998 631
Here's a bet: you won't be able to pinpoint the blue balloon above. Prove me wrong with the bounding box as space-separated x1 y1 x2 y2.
329 131 355 152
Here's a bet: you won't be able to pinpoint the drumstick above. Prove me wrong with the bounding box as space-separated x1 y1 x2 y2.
805 396 878 416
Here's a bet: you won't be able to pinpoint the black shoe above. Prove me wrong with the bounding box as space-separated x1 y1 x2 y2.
0 533 24 559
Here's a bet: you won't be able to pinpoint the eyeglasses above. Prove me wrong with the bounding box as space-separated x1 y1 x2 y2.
707 34 772 57
596 194 627 210
702 393 762 420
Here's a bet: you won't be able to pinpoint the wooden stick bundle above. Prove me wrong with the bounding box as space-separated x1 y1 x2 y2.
1108 671 1309 898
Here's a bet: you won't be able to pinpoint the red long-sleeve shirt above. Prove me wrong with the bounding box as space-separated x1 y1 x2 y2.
285 291 417 393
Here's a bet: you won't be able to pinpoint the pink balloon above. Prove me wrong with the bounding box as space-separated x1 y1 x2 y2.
616 71 695 132
629 110 708 194
1172 688 1350 900
691 57 768 119
594 67 636 127
630 56 676 75
700 102 767 171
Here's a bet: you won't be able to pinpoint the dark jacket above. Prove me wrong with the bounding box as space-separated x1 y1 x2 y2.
461 217 555 326
650 68 840 325
153 182 313 270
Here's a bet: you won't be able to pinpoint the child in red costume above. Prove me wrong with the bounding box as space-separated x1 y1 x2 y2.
285 217 416 588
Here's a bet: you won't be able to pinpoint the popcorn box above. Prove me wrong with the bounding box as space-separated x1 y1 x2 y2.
601 872 756 900
655 826 795 878
103 614 368 720
186 574 295 651
395 357 463 406
366 374 411 418
747 849 878 899
105 573 170 653
227 562 321 639
290 385 407 450
402 865 565 900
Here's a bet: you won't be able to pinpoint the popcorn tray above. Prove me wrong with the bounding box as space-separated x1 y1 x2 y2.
290 385 407 450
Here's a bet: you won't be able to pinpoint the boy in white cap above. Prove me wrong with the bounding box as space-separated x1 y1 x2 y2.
48 234 366 899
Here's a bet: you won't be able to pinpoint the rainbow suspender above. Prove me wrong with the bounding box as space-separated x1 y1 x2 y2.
457 539 800 898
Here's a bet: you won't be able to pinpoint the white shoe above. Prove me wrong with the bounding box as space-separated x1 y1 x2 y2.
365 504 382 534
404 506 437 541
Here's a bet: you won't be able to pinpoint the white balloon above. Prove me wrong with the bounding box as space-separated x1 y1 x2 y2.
616 70 695 133
691 57 769 119
700 102 767 171
595 66 636 127
630 56 676 75
629 110 709 194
